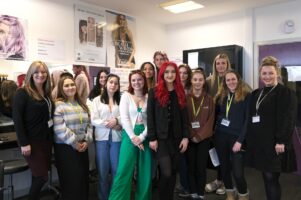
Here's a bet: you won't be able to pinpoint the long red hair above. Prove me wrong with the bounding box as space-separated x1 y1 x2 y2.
155 62 186 108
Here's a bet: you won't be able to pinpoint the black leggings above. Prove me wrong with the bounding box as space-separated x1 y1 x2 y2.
262 172 281 200
157 155 179 200
28 175 48 200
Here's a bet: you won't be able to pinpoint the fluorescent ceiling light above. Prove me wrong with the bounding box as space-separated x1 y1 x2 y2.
160 0 204 14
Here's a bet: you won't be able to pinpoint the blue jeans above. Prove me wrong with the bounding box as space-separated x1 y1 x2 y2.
95 132 121 200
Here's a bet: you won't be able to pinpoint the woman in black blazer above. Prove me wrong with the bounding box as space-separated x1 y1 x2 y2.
147 61 189 200
246 56 297 200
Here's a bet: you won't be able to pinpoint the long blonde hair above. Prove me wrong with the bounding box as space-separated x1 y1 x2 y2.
24 61 52 100
210 54 231 87
215 70 251 105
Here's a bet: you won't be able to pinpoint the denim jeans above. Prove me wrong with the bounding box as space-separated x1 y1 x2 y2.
95 132 121 200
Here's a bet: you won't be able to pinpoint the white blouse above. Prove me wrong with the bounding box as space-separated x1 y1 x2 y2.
91 96 121 142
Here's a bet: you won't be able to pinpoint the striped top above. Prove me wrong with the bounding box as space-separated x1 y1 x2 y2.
53 100 92 148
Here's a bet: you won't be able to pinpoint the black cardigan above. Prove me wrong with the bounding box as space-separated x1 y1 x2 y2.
246 84 297 172
147 88 189 141
12 88 53 146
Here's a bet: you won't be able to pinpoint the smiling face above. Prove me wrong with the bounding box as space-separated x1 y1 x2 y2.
106 76 119 94
191 72 205 91
260 65 278 87
215 58 228 76
130 73 145 92
32 65 48 86
164 65 176 84
62 78 76 100
225 72 238 92
143 63 154 79
99 72 108 87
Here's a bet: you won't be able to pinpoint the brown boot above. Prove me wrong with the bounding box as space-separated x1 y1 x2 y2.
226 190 236 200
238 191 249 200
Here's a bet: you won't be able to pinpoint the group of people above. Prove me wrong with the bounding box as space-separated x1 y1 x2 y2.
10 51 297 200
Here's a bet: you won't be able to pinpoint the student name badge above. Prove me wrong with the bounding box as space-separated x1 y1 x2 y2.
221 118 230 127
48 119 53 128
252 115 260 123
191 121 200 129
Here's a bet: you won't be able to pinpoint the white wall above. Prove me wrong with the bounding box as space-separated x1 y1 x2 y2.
166 0 301 88
254 0 301 42
0 0 166 79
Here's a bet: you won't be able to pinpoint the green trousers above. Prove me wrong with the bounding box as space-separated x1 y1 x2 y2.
109 124 152 200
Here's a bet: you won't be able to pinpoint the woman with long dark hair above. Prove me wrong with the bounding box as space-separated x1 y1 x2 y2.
53 76 92 200
89 69 109 100
148 62 189 200
91 74 122 200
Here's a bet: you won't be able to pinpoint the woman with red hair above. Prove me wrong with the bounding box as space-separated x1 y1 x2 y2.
148 62 189 200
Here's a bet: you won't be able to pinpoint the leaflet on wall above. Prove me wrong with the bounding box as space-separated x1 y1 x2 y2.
106 10 136 68
37 38 65 61
74 4 106 64
0 14 27 61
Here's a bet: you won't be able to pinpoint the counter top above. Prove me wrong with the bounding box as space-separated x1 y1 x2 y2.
0 132 18 150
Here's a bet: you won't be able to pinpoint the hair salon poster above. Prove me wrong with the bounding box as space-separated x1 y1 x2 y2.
106 10 136 69
0 14 27 60
74 4 106 64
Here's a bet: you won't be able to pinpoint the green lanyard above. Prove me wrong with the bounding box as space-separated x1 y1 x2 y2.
68 101 83 124
191 96 204 118
226 93 234 119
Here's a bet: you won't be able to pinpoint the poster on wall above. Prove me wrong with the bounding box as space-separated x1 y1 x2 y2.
110 68 131 92
74 4 106 64
0 14 27 60
106 10 136 68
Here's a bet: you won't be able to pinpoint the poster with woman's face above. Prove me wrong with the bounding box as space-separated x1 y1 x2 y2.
0 14 27 60
106 10 136 69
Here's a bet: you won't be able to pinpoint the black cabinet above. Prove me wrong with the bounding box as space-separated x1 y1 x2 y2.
183 45 243 77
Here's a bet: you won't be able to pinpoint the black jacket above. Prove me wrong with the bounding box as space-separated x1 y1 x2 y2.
147 88 189 141
246 84 297 172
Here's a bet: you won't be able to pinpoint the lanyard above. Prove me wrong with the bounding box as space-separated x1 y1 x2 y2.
191 96 204 118
68 101 83 124
42 96 52 119
226 93 234 119
255 84 277 115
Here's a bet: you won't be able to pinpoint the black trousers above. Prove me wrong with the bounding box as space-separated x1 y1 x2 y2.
262 172 281 200
54 143 89 200
187 138 210 195
215 134 247 194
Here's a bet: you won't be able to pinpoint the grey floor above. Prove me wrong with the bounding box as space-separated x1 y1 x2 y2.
16 167 301 200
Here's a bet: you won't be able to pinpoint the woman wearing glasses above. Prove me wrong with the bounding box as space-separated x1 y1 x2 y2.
148 62 189 200
109 70 151 200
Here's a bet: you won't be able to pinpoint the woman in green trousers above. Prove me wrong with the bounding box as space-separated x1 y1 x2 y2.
109 70 151 200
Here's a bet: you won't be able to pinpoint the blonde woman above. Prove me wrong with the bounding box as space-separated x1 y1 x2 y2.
13 61 53 199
